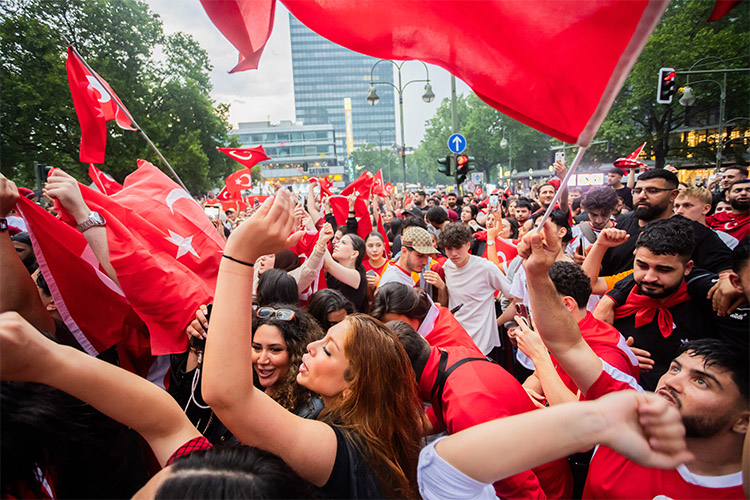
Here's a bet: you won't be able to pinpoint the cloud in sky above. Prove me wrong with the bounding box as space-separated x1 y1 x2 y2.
146 1 470 146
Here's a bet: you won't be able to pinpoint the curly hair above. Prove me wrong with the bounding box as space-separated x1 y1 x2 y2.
549 262 592 309
251 303 323 413
581 187 618 212
438 222 472 249
636 217 695 258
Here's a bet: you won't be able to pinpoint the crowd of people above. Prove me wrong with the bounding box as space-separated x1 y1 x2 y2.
0 160 748 499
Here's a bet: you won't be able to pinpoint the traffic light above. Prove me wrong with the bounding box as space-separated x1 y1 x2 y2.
437 156 452 176
455 155 475 184
657 67 676 104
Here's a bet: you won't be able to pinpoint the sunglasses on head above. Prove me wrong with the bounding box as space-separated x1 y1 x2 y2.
256 307 296 321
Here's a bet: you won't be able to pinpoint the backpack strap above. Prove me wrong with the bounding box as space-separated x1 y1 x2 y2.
430 350 494 428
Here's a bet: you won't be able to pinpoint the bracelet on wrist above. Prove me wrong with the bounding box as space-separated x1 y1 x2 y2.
222 254 254 267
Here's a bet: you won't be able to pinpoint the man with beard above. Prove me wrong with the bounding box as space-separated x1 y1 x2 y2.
707 179 750 241
712 165 748 207
599 169 731 276
603 218 746 390
378 226 439 289
517 222 748 499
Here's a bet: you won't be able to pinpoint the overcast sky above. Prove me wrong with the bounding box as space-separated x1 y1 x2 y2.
146 1 471 146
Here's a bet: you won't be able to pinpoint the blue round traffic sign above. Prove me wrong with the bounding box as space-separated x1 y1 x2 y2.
448 133 467 154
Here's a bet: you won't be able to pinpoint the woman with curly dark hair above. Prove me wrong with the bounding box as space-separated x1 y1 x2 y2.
252 303 324 418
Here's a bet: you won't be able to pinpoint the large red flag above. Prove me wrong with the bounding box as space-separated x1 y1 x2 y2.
203 0 667 146
54 161 224 355
218 146 270 169
199 0 276 72
708 0 743 21
371 170 387 197
16 196 132 356
66 47 135 164
88 164 124 195
328 195 373 239
340 170 374 198
225 167 254 194
310 177 333 198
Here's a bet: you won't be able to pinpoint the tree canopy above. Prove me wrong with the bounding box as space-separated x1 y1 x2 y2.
1 0 238 193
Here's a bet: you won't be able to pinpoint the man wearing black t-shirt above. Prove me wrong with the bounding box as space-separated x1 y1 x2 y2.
607 168 632 209
604 218 747 391
600 169 731 277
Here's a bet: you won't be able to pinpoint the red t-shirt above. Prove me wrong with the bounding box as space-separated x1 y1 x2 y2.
706 211 750 241
582 370 744 499
419 346 573 500
363 258 390 276
552 312 639 395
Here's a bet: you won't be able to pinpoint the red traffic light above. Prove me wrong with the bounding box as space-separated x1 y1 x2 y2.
456 155 469 166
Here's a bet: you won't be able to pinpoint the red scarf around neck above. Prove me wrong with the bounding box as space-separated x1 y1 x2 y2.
614 280 690 338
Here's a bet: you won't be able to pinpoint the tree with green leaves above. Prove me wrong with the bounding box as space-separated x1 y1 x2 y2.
591 0 749 168
1 0 238 193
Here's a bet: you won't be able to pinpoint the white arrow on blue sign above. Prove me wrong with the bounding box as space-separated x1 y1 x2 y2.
447 133 467 154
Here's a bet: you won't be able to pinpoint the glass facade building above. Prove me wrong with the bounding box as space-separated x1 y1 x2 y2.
289 14 397 158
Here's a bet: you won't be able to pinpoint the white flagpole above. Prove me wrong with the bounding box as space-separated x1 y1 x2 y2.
535 145 588 231
63 37 191 195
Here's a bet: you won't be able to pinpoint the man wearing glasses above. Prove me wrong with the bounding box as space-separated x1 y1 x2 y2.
599 169 731 277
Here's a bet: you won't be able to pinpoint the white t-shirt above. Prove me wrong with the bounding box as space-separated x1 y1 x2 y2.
378 262 414 289
418 437 496 500
443 255 511 354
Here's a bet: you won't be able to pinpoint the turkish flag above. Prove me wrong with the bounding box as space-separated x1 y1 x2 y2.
200 0 276 72
328 195 373 239
708 0 743 21
16 196 133 356
310 177 333 198
218 146 269 169
371 170 387 197
340 170 374 198
376 212 391 256
203 0 667 146
217 186 239 201
475 186 483 197
53 160 224 355
88 164 123 195
225 167 253 194
66 47 135 164
384 182 394 195
477 231 519 268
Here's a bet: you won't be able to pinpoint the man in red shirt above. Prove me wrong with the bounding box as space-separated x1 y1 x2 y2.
517 222 748 499
707 179 750 241
388 320 572 499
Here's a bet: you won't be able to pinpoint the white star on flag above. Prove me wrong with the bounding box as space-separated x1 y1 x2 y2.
165 230 200 259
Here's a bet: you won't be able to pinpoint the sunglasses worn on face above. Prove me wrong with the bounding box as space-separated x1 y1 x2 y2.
256 307 296 321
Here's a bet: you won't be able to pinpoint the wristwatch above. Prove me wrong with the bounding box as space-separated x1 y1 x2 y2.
0 218 7 232
486 240 495 246
76 211 106 232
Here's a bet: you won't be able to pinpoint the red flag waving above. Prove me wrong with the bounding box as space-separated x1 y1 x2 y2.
88 164 124 195
200 0 276 72
384 182 394 195
310 177 333 197
218 146 269 169
54 161 224 355
66 47 135 164
203 0 667 146
371 170 387 197
16 196 133 356
328 195 373 239
217 186 240 201
225 168 253 194
340 170 374 198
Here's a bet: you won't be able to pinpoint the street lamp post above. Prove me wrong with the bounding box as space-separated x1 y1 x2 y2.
367 59 435 193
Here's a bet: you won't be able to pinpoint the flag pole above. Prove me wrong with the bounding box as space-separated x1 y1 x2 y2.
535 145 588 232
62 37 191 195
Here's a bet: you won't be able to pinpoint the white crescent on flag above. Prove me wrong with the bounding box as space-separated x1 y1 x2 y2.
166 188 197 214
229 150 257 161
235 173 252 187
86 75 111 103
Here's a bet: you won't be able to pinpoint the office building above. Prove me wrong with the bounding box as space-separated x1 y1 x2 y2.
289 14 397 157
